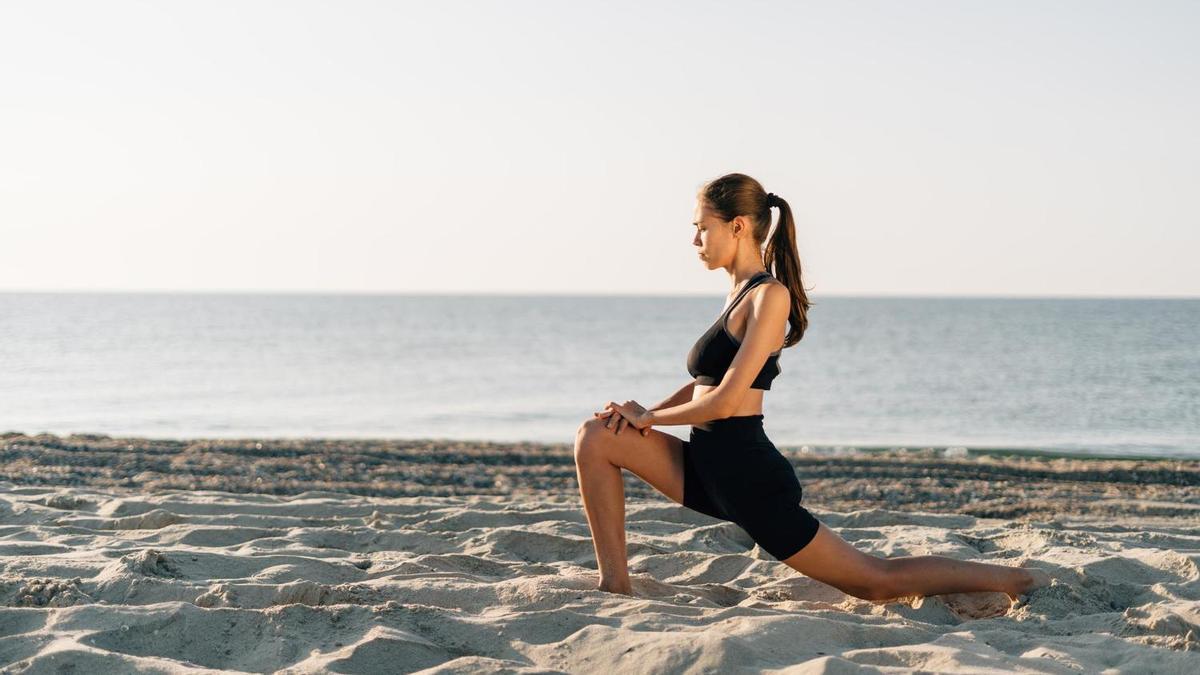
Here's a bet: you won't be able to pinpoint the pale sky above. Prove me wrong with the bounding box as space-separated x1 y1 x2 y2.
1 1 1196 297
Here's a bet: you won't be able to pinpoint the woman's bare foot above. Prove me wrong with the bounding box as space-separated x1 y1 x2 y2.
598 577 633 595
1006 567 1051 603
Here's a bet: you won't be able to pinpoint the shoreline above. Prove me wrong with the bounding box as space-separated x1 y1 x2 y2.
4 432 1198 522
4 430 1196 462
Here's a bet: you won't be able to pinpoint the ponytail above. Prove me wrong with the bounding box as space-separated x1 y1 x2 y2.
762 193 811 346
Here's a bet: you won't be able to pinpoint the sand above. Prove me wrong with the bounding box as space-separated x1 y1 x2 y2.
0 432 1197 673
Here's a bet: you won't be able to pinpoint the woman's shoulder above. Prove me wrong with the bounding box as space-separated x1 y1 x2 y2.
746 279 790 315
756 276 789 298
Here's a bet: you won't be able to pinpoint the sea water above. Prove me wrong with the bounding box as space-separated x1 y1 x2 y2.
1 293 1196 458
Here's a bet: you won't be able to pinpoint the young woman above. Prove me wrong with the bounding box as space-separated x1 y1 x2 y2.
574 172 1050 604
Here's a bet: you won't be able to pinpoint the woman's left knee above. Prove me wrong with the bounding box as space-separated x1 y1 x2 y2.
574 417 610 464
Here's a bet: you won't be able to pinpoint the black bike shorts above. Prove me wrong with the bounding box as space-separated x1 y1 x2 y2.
681 414 820 561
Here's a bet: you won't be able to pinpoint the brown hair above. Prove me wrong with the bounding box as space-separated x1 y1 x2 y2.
699 172 813 346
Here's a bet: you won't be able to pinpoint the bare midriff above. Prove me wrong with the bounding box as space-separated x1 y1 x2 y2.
691 383 765 432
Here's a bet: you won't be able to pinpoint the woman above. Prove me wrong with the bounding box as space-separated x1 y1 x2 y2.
573 172 1050 604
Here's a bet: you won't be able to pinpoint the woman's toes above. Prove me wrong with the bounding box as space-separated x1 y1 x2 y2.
1009 567 1052 602
1023 568 1051 593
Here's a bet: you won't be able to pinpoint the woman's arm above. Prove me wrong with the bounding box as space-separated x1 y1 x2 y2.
649 380 696 412
645 390 729 427
602 381 728 430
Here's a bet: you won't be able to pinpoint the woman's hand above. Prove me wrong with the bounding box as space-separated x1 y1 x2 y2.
593 400 653 436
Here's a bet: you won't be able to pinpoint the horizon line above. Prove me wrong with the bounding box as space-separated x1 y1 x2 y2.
1 288 1197 300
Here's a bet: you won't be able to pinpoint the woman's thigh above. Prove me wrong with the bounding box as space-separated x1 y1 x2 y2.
577 417 686 504
778 521 887 597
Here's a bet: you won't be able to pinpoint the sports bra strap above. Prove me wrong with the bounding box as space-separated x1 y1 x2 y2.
720 271 771 318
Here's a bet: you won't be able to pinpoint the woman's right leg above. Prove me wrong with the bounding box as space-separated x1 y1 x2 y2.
778 522 1046 602
573 416 689 593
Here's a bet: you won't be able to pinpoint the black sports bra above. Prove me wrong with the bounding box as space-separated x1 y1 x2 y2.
686 271 782 390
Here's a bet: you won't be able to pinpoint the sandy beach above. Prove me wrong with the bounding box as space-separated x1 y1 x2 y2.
1 432 1197 672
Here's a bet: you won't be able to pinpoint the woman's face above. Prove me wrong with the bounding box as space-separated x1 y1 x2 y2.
692 201 733 269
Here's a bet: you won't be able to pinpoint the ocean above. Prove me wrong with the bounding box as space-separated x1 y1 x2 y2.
1 292 1196 458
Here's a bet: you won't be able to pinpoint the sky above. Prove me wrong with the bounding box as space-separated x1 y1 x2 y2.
1 0 1196 297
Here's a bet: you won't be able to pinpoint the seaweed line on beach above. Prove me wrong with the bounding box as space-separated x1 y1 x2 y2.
2 432 1198 522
